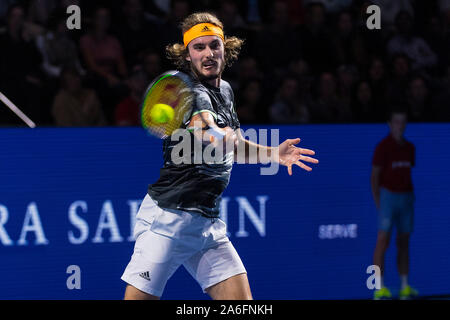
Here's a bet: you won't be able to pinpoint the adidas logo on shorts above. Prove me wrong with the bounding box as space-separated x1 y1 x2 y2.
139 271 151 281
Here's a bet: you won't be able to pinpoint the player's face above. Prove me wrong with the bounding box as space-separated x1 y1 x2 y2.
186 35 225 83
389 113 407 139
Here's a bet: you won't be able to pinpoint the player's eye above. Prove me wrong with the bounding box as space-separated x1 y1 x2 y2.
209 41 219 50
193 44 205 51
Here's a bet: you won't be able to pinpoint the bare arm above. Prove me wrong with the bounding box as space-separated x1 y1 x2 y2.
187 112 237 152
234 129 274 164
234 129 319 175
188 114 318 174
371 165 381 209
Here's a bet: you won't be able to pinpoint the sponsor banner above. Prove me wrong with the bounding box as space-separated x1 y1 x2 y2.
0 125 449 299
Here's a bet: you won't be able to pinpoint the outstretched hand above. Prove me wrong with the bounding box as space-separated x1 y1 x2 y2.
276 138 319 175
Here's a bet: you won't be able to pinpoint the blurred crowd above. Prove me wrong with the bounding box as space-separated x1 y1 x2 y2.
1 0 450 127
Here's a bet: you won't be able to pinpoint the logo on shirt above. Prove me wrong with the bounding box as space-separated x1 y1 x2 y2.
392 161 411 169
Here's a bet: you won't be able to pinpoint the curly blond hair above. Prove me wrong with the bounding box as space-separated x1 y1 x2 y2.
166 12 244 71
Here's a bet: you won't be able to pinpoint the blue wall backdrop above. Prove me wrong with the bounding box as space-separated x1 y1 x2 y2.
0 124 449 300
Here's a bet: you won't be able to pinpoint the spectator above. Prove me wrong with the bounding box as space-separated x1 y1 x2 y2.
296 2 336 73
332 10 369 69
310 72 352 123
255 1 300 73
422 15 447 74
371 0 414 32
115 67 148 126
1 1 449 126
432 66 450 121
236 79 268 124
0 0 17 25
237 56 263 83
304 0 353 15
351 80 379 122
387 11 438 71
336 64 359 111
80 6 128 121
159 0 191 46
35 11 84 79
367 57 388 119
52 66 106 126
26 0 56 27
405 75 436 122
353 1 385 63
142 49 163 81
287 58 313 102
217 0 247 35
0 4 44 126
114 0 162 68
386 53 412 105
270 76 310 124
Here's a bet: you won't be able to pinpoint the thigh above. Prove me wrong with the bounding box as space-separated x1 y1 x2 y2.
378 189 395 233
121 223 182 298
396 193 414 234
121 204 196 298
206 273 252 300
183 241 248 298
124 284 160 300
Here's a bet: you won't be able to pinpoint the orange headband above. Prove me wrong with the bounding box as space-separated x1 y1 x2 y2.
183 23 224 48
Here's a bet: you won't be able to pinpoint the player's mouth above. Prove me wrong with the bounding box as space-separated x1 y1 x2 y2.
202 60 217 70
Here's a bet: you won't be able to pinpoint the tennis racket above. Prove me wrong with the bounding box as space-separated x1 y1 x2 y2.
141 70 195 139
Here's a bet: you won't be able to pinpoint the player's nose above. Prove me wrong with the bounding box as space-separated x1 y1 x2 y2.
204 46 214 57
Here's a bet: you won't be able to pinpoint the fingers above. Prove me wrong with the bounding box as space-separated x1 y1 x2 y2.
294 147 316 156
299 155 319 164
287 138 301 145
295 161 312 172
286 161 312 176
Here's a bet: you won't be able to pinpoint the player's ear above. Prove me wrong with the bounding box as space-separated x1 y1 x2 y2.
185 46 191 62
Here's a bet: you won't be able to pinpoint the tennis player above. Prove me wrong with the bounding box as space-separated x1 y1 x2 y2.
121 12 319 300
371 109 418 300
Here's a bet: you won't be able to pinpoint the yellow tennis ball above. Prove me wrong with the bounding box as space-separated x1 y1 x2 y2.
150 103 174 124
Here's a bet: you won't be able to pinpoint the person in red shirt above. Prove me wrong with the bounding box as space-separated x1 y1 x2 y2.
115 67 148 126
371 109 418 300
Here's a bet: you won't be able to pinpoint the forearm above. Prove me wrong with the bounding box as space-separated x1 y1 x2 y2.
235 138 276 164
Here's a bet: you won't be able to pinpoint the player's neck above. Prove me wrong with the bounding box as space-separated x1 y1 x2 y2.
206 77 221 88
391 133 404 144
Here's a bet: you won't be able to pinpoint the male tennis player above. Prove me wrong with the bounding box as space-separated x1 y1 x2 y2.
121 12 319 300
371 109 418 300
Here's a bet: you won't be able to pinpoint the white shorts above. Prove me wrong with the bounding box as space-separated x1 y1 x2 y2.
121 194 246 297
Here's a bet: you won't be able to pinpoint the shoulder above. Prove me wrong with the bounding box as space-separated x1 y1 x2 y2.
220 79 234 100
374 136 391 152
377 135 390 146
220 79 233 93
405 139 415 150
220 79 232 90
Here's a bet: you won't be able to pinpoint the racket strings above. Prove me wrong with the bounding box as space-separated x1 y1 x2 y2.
142 76 193 138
